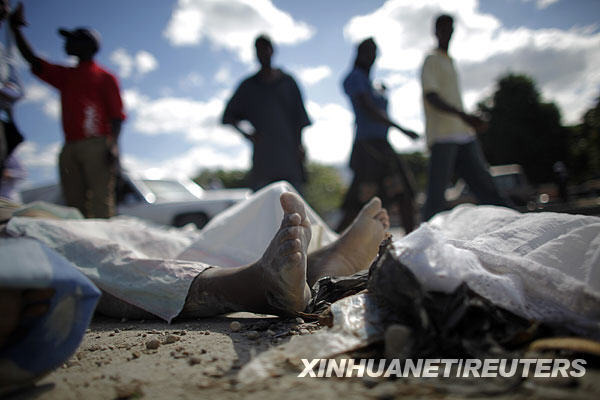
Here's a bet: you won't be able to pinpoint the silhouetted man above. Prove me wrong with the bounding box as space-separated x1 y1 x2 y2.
421 14 508 220
222 34 310 193
10 3 125 218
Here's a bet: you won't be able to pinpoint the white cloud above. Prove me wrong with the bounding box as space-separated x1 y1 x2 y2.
118 87 359 179
179 72 205 89
122 144 251 181
343 0 600 124
296 65 332 86
21 83 60 120
523 0 560 10
135 51 159 75
303 101 354 164
214 66 232 85
110 48 158 79
120 89 252 177
163 0 315 63
16 141 61 170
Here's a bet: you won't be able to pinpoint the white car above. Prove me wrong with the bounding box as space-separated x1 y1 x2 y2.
20 173 251 229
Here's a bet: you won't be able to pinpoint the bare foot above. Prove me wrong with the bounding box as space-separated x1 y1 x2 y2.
183 192 312 317
307 197 389 286
258 192 312 313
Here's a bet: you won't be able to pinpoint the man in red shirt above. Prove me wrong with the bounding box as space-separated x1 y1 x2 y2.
9 4 125 218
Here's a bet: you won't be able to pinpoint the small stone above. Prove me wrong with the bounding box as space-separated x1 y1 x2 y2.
246 330 260 340
295 317 305 324
131 352 140 359
299 329 310 335
114 329 120 333
109 333 115 337
204 331 210 335
115 380 144 399
230 321 242 332
189 357 202 366
146 339 160 350
163 335 180 344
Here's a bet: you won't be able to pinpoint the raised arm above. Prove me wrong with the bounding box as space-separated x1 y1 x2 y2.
9 2 41 70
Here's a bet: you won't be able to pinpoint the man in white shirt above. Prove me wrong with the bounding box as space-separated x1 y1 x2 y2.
421 14 509 220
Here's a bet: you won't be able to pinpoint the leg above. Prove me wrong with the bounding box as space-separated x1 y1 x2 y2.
455 141 510 207
59 143 88 217
307 197 389 286
422 143 458 221
81 138 116 218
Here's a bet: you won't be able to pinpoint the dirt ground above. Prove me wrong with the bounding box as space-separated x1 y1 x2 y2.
4 311 599 400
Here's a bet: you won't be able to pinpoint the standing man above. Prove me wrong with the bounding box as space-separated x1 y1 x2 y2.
337 38 419 233
421 14 509 221
9 3 125 218
222 34 310 193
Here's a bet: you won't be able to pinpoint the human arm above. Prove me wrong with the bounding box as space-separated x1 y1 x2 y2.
424 91 486 131
225 119 260 143
221 85 261 143
8 3 41 71
355 93 419 140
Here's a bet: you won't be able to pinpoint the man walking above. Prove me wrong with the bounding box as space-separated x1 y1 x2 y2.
421 14 509 221
10 3 125 218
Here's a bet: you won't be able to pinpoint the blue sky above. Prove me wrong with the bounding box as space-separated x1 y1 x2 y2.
6 0 600 188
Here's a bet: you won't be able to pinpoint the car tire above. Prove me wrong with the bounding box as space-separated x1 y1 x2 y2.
173 213 209 229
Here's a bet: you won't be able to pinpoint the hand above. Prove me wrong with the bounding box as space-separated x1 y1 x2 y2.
402 129 420 140
244 130 261 144
106 138 119 165
9 2 27 29
298 145 306 162
460 112 488 133
393 123 420 140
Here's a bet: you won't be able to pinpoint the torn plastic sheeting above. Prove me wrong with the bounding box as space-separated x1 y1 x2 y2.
237 293 384 384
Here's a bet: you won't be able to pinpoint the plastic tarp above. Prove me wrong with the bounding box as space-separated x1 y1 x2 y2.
0 238 100 388
395 204 600 334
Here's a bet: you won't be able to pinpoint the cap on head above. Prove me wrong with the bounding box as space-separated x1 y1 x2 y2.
58 27 101 54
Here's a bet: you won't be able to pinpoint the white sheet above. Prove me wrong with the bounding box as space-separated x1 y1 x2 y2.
5 182 337 322
394 204 600 335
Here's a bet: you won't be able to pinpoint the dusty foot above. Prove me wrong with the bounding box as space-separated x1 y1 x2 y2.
182 192 312 317
307 197 389 286
257 192 312 314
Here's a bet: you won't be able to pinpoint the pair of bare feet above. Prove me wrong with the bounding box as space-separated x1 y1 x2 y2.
184 192 389 317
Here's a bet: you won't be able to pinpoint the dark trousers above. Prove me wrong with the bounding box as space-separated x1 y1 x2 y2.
422 140 509 221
